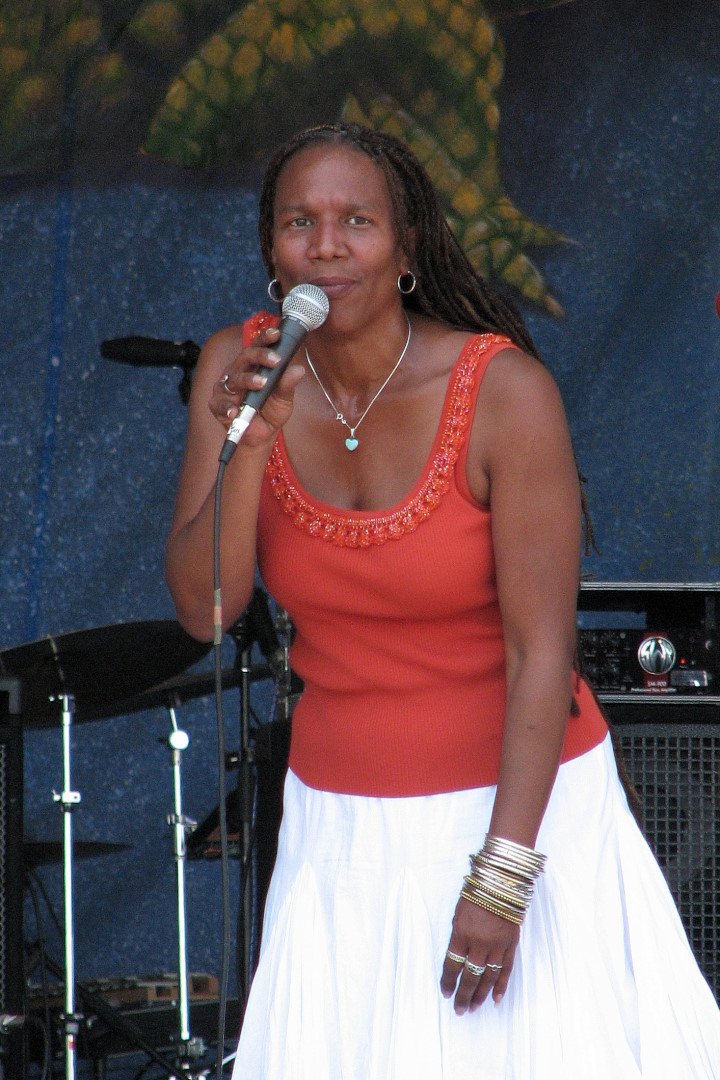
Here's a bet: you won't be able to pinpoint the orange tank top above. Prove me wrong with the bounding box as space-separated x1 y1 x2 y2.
250 317 607 796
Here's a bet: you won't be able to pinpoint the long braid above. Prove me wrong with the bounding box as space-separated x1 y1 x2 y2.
258 122 595 550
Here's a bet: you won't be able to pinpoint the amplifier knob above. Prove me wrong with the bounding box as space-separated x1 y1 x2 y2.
638 635 676 674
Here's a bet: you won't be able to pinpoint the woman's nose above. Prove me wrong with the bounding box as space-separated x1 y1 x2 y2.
309 220 345 258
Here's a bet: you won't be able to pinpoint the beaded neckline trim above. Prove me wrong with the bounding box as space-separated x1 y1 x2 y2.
265 333 510 548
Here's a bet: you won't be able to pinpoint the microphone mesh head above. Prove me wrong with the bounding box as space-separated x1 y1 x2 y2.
282 283 330 330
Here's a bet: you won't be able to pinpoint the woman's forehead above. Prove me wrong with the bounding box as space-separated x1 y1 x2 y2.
274 142 390 205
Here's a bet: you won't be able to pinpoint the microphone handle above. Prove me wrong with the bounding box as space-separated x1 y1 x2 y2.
219 315 308 463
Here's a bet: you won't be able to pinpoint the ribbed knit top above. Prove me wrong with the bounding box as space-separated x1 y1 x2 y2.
251 316 607 796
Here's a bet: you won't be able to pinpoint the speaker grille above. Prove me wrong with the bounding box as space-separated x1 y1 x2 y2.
618 723 720 998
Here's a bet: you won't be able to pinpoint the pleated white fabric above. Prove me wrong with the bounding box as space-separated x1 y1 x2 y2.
232 735 720 1079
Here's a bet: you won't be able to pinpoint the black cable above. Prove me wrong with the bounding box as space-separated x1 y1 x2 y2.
213 461 232 1080
21 1016 49 1080
24 875 53 1080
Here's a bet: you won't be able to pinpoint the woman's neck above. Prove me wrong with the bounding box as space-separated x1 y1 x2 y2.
305 307 413 396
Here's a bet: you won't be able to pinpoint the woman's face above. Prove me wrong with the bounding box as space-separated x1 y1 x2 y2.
270 143 409 330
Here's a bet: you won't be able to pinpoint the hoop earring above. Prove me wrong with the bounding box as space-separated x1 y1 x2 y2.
267 278 283 303
398 271 417 295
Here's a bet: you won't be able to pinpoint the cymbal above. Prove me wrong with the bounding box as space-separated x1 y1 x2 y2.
23 838 132 869
107 661 274 718
0 621 211 727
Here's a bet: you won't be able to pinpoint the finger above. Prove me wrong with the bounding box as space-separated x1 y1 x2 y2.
251 326 281 347
468 956 509 1012
452 957 488 1016
210 360 275 424
491 941 516 1005
440 943 467 997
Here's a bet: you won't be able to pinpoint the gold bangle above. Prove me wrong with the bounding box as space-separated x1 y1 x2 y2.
464 874 532 910
460 888 525 925
462 877 526 912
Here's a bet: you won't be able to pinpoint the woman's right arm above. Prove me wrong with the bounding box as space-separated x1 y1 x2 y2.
165 322 304 640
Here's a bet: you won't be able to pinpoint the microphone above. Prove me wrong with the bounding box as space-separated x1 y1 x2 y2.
219 283 329 464
100 337 201 368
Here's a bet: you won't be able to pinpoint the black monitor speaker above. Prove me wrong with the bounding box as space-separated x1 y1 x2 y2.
0 678 23 1077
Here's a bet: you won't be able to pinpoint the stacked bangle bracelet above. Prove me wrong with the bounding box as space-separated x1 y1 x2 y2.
460 834 547 925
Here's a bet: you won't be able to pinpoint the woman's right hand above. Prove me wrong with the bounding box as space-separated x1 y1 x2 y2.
209 325 305 449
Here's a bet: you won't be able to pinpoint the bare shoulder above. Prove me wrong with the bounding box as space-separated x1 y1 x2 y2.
467 345 575 503
481 346 566 415
198 323 245 376
409 316 472 381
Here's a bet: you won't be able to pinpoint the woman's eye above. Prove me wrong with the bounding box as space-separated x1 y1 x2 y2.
289 217 311 228
348 215 370 226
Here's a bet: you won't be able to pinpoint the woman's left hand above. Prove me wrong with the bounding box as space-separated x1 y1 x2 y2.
440 896 520 1014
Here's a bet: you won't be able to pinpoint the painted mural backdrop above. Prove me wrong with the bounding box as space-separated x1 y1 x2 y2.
4 0 581 313
1 0 719 1074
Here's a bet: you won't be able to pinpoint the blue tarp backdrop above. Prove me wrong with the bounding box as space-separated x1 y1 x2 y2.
0 0 719 1059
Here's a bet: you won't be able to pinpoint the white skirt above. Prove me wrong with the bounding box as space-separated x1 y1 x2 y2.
232 735 720 1079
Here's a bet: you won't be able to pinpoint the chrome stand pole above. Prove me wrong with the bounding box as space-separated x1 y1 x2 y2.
166 703 205 1071
52 693 81 1080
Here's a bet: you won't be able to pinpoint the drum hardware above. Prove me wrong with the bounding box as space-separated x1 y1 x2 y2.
162 692 207 1072
2 604 286 1074
184 588 296 1003
0 620 212 726
0 620 213 1080
28 951 187 1079
119 664 270 717
45 691 81 1080
225 601 264 1008
23 838 132 870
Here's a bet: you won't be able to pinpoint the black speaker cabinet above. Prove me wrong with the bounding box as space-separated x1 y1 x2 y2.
578 583 720 1001
0 678 23 1076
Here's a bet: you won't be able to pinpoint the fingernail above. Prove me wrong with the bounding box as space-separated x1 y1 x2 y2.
252 373 268 386
267 351 281 364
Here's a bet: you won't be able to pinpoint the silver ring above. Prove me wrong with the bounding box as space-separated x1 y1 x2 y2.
464 960 486 978
486 962 503 972
446 950 466 965
219 374 234 394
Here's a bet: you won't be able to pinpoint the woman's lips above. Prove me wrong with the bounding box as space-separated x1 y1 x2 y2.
311 277 354 299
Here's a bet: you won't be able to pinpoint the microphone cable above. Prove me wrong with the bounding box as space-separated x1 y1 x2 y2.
213 458 232 1080
209 284 329 1077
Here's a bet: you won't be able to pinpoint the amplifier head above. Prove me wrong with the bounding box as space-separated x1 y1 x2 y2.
577 583 719 695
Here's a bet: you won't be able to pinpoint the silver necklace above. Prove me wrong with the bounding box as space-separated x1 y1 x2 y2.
304 313 411 451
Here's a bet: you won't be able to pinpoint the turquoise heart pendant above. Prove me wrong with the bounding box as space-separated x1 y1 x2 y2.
345 436 359 451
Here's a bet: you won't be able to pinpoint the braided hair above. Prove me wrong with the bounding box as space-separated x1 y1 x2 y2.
258 121 594 550
257 121 540 359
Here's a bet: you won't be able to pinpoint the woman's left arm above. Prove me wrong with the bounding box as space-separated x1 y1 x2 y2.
441 346 583 1013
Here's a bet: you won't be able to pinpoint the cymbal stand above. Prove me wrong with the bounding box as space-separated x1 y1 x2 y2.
50 693 81 1080
165 698 205 1073
227 590 289 1002
226 617 257 1006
